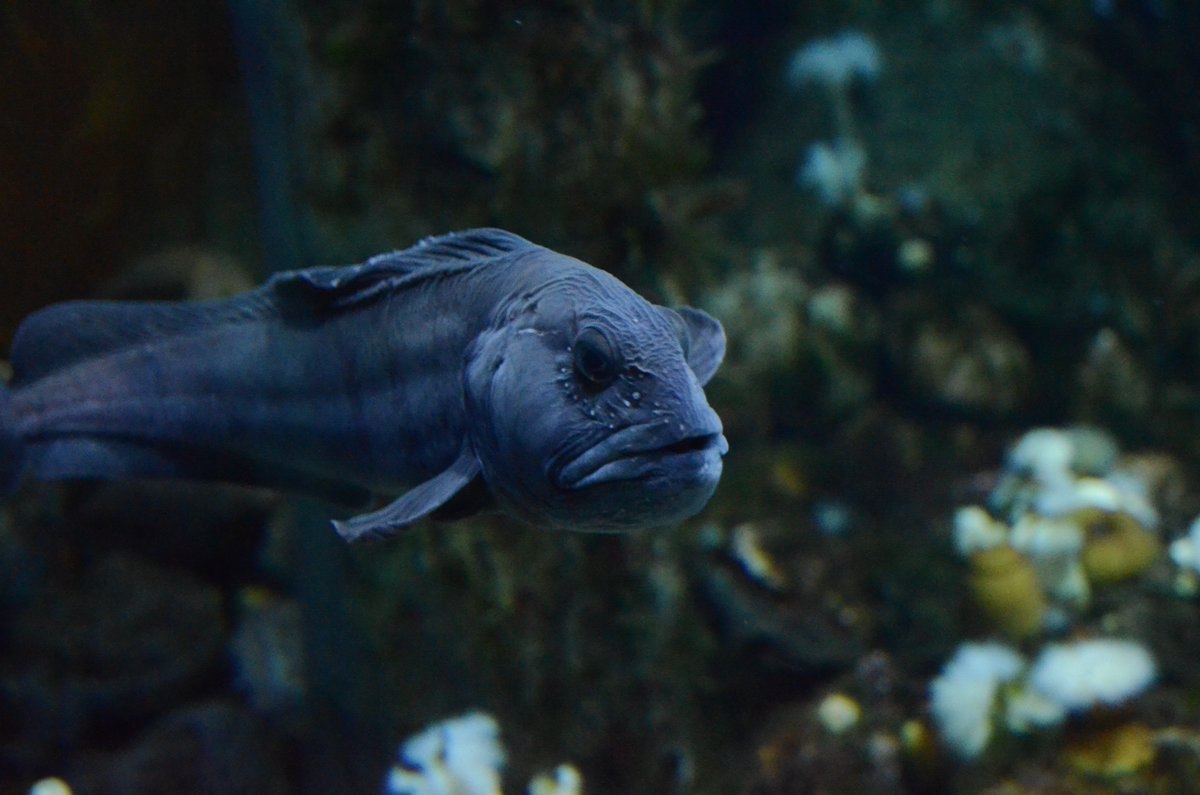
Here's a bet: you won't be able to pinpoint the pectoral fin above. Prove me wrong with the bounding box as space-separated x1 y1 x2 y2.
332 444 484 542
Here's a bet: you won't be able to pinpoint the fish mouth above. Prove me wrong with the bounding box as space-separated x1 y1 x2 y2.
558 418 729 490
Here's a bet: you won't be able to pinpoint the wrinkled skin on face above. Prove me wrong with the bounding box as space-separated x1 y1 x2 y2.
465 269 727 532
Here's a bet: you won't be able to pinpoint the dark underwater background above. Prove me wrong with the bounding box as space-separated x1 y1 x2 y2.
4 1 1200 793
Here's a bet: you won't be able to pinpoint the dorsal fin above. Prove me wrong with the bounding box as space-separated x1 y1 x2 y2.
270 228 535 307
11 228 537 384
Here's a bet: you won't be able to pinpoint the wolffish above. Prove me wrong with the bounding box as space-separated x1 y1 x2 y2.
0 229 727 540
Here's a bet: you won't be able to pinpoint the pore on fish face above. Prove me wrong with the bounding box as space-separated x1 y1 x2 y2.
464 276 728 532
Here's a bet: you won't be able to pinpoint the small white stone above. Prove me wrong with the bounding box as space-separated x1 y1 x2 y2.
730 524 786 590
817 692 862 735
528 764 583 795
897 238 935 274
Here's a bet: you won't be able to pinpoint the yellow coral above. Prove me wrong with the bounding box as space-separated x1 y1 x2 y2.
1079 509 1161 585
769 457 808 498
1065 721 1156 779
968 546 1046 638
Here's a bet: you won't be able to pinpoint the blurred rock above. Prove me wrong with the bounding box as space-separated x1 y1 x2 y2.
229 587 307 720
891 302 1032 416
0 1 243 342
71 700 289 795
703 249 882 443
60 481 278 584
0 555 225 770
101 247 256 302
703 250 810 380
741 698 906 795
1076 327 1153 432
688 536 861 675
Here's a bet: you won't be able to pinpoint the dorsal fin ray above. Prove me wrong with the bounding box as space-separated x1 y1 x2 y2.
11 228 536 384
270 228 534 305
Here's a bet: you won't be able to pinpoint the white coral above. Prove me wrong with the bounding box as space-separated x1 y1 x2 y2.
1170 515 1200 573
787 31 882 89
798 138 867 207
929 643 1025 758
387 713 505 795
1028 638 1156 712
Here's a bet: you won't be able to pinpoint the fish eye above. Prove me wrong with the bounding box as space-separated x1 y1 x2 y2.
573 326 619 386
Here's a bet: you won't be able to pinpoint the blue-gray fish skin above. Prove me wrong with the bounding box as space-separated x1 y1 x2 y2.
0 229 727 540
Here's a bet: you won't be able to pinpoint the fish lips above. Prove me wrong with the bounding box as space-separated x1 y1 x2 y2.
557 417 729 491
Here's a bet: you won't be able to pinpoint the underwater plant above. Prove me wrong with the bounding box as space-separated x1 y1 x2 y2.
787 30 882 211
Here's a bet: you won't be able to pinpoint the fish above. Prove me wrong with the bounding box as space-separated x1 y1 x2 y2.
0 229 728 541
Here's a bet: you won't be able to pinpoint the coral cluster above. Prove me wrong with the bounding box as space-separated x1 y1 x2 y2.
385 712 582 795
387 712 504 795
953 427 1162 637
928 642 1025 758
927 424 1185 779
929 637 1157 759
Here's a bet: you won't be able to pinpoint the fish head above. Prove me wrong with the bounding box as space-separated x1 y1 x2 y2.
465 268 727 532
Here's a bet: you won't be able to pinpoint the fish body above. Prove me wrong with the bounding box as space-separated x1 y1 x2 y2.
1 229 727 540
